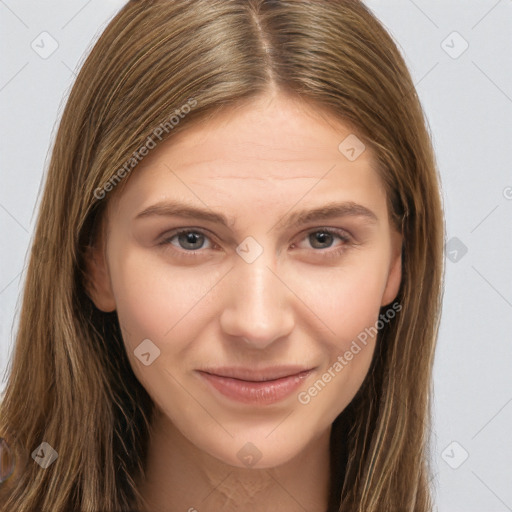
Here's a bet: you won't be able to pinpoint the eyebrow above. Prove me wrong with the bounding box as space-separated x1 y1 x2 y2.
134 199 378 228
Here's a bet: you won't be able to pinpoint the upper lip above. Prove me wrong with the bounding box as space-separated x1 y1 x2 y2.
197 365 314 382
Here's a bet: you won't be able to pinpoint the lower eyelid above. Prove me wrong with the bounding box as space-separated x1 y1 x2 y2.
160 228 353 252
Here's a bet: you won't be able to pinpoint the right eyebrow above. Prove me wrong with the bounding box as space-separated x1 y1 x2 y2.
134 200 235 228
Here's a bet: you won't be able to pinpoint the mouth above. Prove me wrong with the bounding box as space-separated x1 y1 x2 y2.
195 366 315 405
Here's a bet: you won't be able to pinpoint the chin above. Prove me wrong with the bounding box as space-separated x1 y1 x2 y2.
193 425 317 471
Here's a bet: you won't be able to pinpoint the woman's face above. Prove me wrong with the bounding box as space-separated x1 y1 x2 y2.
87 92 402 469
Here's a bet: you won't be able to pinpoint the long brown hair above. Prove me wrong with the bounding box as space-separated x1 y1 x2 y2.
0 1 444 510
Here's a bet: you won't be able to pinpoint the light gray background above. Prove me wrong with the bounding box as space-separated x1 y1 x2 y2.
1 1 511 511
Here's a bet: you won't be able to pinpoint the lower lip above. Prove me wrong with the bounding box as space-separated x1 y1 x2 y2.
197 370 313 405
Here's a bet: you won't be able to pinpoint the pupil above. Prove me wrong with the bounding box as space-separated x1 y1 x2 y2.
179 232 203 249
310 231 333 248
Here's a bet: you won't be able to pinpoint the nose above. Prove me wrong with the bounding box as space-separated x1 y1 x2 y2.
219 254 295 349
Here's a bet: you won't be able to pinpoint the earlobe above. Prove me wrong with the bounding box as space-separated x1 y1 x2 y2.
83 241 116 313
380 232 403 307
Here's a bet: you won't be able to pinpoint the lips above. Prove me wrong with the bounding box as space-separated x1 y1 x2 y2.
196 366 314 405
198 365 313 381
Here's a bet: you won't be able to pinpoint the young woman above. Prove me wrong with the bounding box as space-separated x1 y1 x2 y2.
0 1 444 510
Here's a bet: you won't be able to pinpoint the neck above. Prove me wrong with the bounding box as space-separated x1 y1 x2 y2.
138 408 332 512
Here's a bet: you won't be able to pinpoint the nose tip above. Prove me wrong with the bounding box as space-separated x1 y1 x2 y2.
219 264 295 349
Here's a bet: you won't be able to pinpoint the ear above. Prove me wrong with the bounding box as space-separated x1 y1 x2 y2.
380 229 403 307
83 228 116 313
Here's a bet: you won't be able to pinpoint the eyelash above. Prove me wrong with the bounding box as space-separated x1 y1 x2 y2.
158 227 354 260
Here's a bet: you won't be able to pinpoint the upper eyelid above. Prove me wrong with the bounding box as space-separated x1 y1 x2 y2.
162 226 353 247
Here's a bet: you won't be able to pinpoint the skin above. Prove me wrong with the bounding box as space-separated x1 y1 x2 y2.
86 90 402 512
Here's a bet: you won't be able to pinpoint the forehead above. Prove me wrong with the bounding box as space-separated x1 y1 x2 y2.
107 93 387 222
162 93 371 173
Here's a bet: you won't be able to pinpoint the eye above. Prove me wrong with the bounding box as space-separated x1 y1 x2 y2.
158 227 354 259
161 229 214 251
293 228 353 254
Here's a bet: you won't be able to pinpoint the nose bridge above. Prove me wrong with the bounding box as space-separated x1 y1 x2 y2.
219 246 294 347
239 260 278 314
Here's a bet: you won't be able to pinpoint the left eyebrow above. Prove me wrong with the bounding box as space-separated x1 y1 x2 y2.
284 201 378 229
134 199 378 229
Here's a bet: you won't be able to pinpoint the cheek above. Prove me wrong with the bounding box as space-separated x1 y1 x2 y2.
108 247 222 351
292 257 388 347
291 259 387 413
295 284 380 427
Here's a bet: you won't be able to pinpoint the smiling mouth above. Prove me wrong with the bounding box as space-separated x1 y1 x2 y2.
196 366 315 405
198 365 314 381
